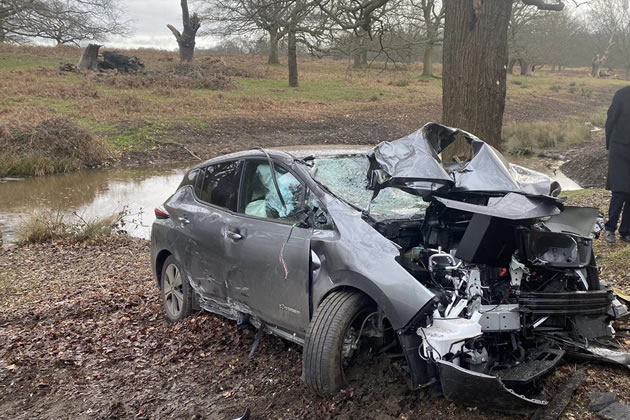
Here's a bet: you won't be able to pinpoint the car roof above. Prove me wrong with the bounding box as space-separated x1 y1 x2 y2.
192 144 373 170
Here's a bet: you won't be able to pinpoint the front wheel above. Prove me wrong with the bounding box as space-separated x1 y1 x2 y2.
161 255 192 322
302 290 372 395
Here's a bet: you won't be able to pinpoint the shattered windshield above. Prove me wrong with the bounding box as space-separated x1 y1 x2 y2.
310 155 428 220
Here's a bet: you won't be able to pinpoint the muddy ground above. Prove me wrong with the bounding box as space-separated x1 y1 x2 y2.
561 132 608 189
113 83 616 168
1 228 630 419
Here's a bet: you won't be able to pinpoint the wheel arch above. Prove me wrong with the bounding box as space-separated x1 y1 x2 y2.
154 249 172 287
314 278 399 329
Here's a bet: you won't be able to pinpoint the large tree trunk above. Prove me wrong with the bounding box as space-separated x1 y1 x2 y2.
352 31 368 69
288 29 298 87
507 58 517 74
519 59 532 76
78 44 101 71
167 0 200 63
268 28 280 65
422 46 434 77
442 0 512 160
591 55 603 78
626 66 630 81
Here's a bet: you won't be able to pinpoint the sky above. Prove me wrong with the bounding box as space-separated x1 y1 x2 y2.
104 0 218 50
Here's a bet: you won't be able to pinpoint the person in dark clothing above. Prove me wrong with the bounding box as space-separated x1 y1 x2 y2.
604 86 630 243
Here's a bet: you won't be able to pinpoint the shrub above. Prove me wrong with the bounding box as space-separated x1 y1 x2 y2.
503 121 591 155
0 118 110 177
16 209 128 244
391 78 410 87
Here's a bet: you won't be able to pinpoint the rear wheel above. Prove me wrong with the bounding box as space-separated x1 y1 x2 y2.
161 256 192 321
303 290 373 395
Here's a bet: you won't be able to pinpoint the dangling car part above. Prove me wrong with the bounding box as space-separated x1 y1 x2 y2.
151 122 628 413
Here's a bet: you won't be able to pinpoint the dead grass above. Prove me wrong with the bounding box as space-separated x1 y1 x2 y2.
16 208 128 244
0 45 627 167
0 117 111 177
502 120 592 155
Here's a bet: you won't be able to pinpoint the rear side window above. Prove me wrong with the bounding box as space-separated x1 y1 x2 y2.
179 169 198 189
194 161 240 211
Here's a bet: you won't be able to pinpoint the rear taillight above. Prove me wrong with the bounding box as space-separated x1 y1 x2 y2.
154 206 170 219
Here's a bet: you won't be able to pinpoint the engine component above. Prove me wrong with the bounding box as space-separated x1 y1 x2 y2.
509 257 528 287
478 304 520 332
418 312 482 364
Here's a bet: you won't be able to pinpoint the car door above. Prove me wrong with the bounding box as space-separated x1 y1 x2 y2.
170 160 243 309
224 158 312 334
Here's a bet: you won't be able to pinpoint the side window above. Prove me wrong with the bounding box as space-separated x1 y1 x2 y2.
194 161 240 211
179 169 198 190
239 160 305 220
306 191 334 230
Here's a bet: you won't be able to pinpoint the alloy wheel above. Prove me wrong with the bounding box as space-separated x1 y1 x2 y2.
163 263 184 318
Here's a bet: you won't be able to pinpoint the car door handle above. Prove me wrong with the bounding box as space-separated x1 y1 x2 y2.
225 231 243 241
178 216 190 225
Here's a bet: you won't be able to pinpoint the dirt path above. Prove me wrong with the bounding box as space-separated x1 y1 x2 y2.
1 231 630 419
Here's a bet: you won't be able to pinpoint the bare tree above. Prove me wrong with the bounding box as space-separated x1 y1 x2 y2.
168 0 201 62
200 0 292 64
1 0 129 45
198 0 287 64
415 0 444 76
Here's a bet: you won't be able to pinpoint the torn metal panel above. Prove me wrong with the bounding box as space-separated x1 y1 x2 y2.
367 122 561 198
434 193 561 220
437 360 548 412
543 206 601 238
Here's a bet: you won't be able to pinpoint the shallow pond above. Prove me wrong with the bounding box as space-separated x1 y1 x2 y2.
0 156 581 244
0 165 189 243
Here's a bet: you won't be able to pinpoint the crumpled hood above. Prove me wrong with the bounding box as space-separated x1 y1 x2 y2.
367 122 561 198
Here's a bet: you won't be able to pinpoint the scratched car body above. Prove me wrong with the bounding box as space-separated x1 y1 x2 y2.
151 122 630 411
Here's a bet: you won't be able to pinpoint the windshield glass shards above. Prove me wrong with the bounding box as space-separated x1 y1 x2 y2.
310 155 428 220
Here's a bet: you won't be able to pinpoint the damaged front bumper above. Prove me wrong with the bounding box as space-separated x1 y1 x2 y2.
437 360 547 412
409 291 630 412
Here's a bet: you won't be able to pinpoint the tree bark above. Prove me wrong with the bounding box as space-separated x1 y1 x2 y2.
167 0 200 63
508 58 517 74
268 28 280 64
78 44 101 71
442 0 513 159
288 29 298 87
352 31 368 68
591 55 602 78
519 59 532 76
422 46 434 77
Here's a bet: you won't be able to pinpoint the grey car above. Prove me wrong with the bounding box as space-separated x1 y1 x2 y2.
151 123 630 412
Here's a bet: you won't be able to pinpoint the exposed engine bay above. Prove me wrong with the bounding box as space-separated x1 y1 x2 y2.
363 123 630 411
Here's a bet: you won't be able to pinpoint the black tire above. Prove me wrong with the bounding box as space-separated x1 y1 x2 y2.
303 290 371 396
161 255 192 322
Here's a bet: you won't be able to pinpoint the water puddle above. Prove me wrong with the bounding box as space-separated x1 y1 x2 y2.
0 165 190 243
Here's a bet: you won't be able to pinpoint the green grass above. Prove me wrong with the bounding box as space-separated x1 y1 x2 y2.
503 120 592 155
227 77 390 103
0 52 66 70
102 121 172 152
588 107 608 127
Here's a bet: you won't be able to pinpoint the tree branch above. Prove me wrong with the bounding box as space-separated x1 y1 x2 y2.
167 24 182 41
521 0 565 11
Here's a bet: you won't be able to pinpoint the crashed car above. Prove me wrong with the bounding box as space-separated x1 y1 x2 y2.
151 122 630 411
